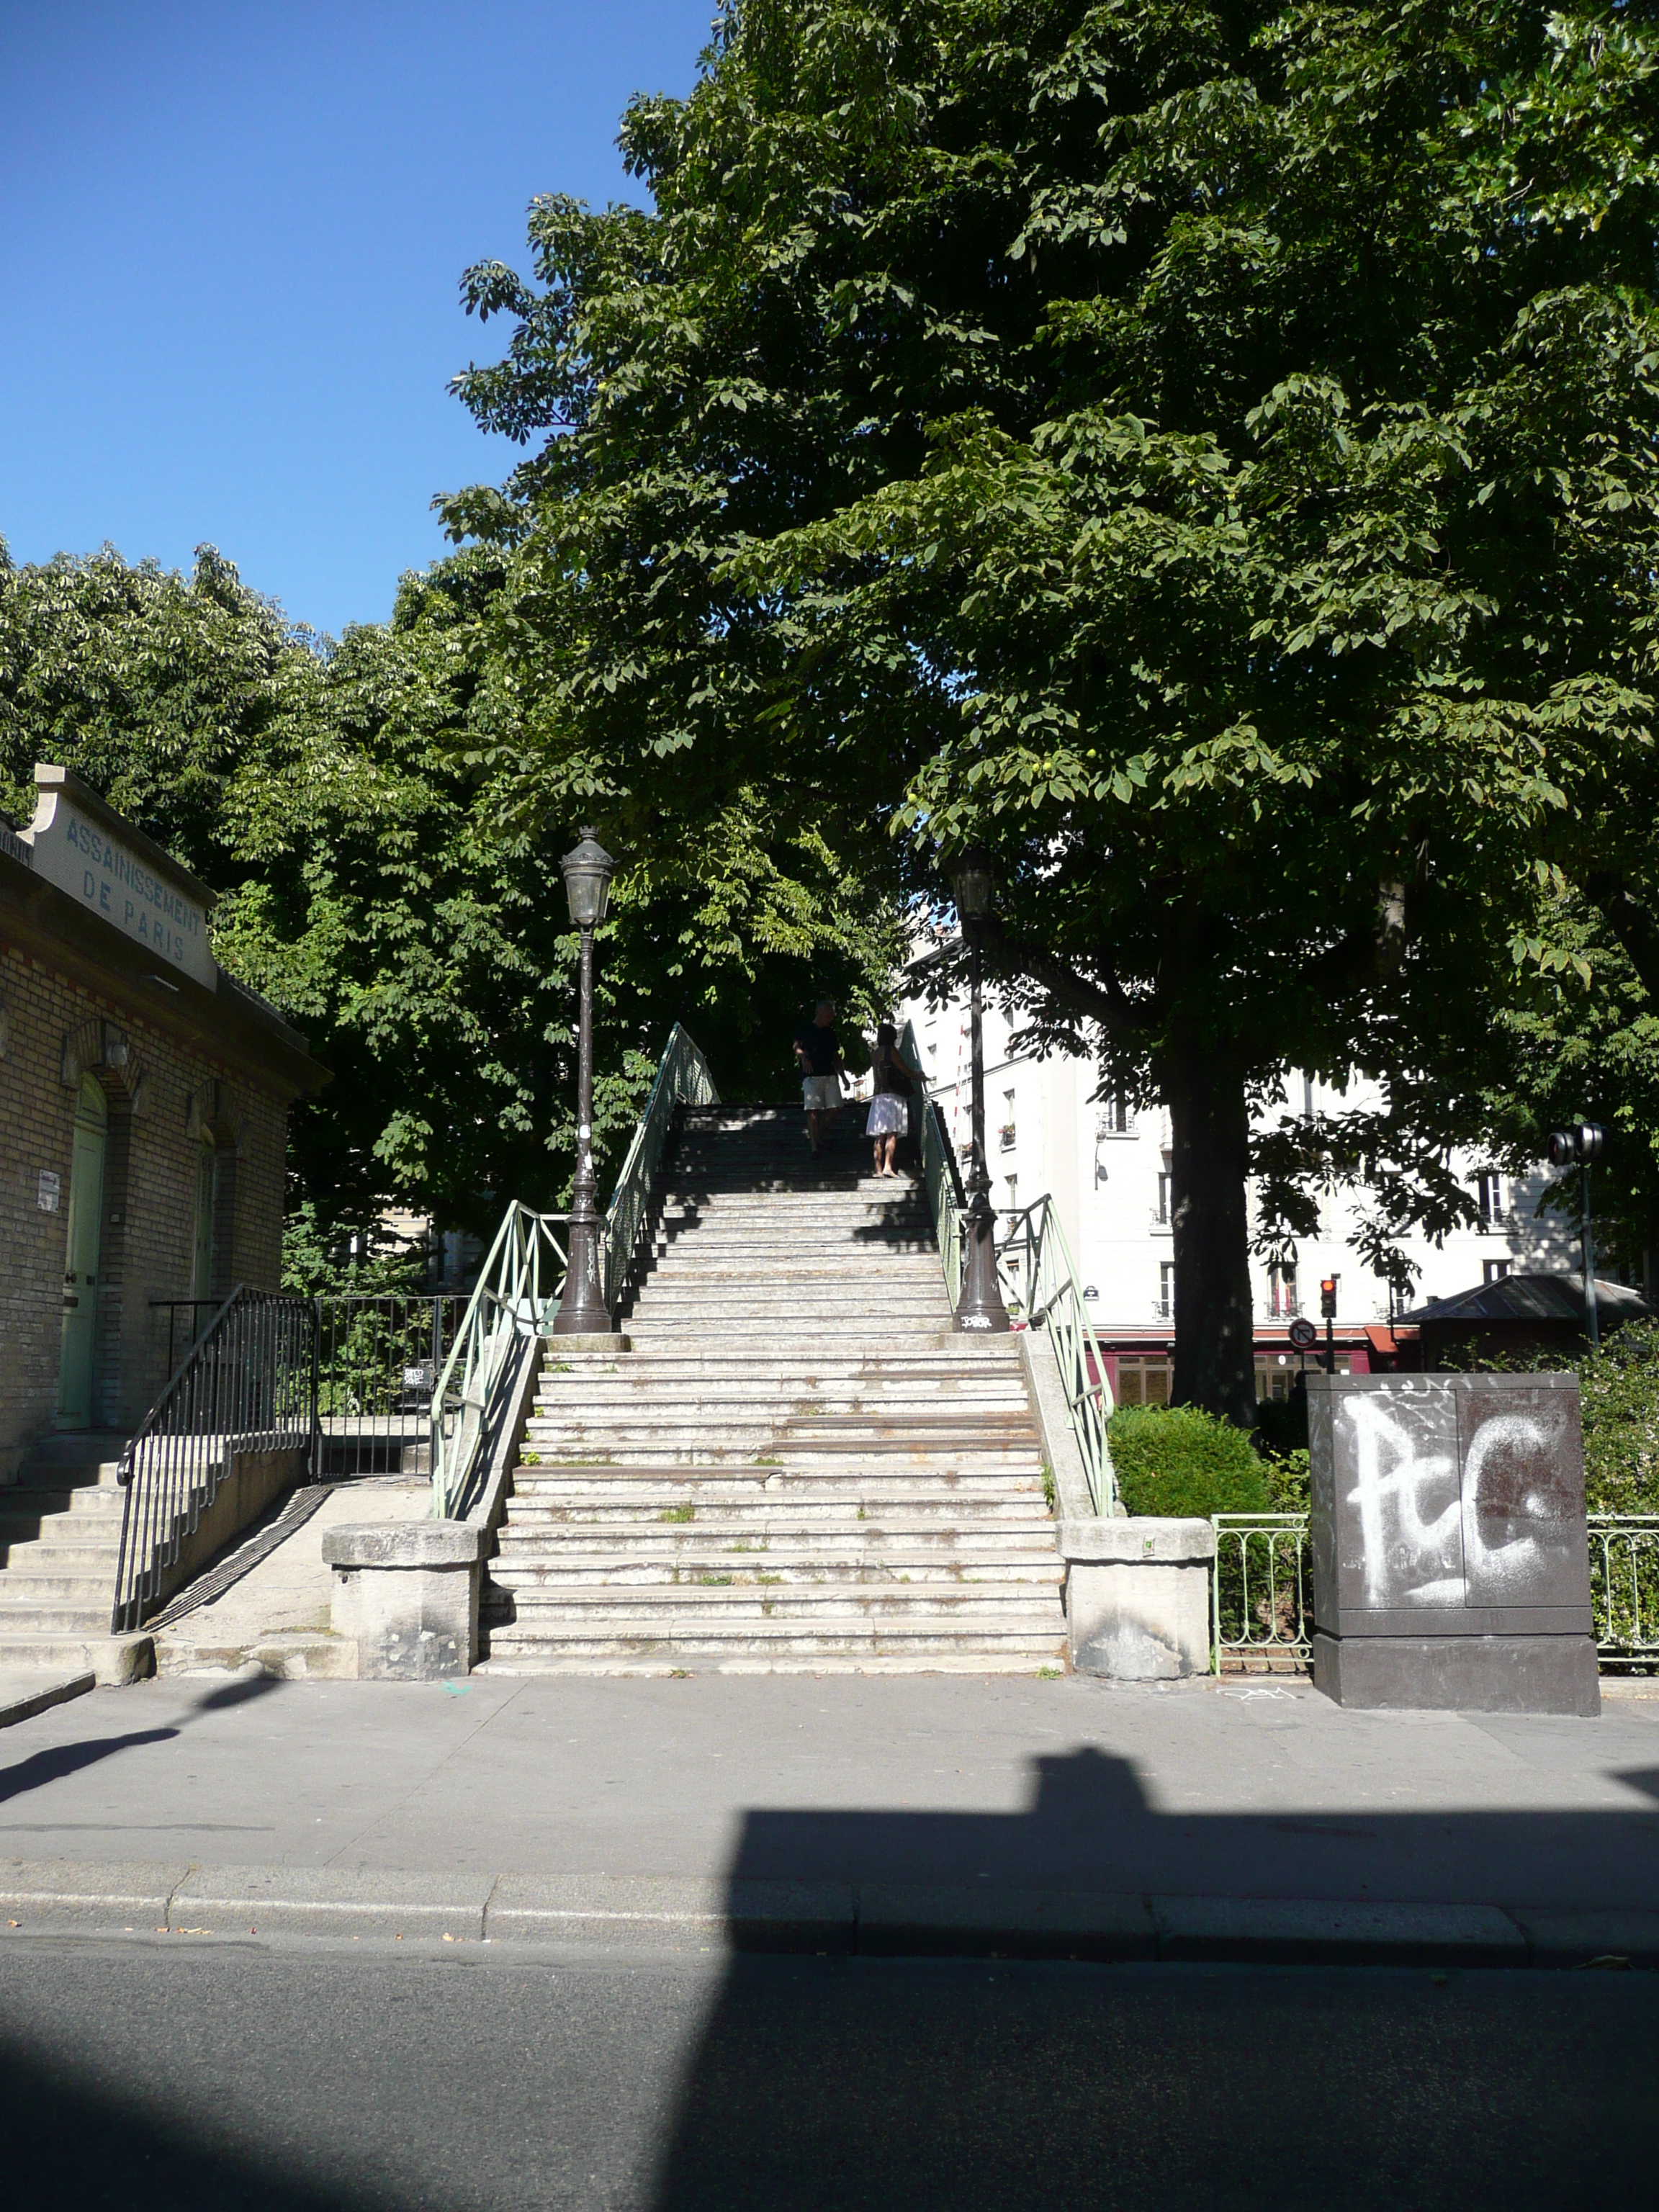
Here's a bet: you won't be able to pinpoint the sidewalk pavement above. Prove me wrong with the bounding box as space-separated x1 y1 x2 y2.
1 1670 1655 1966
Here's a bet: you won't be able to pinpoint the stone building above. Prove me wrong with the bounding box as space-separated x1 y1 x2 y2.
0 764 325 1476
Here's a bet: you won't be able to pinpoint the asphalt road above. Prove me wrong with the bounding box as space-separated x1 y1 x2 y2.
0 1936 1650 2211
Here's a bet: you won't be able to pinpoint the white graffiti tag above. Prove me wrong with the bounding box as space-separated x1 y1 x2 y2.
1459 1412 1552 1599
1344 1397 1460 1606
1343 1398 1551 1608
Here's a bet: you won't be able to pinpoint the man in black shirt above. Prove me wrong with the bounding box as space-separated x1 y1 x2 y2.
792 999 844 1159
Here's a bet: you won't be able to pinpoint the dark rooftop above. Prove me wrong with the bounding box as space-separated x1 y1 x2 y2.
1401 1271 1652 1327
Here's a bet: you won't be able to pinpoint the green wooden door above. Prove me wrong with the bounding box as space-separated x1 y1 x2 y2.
56 1076 107 1428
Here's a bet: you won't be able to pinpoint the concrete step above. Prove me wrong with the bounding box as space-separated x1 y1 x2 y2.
480 1619 1066 1663
0 1567 117 1601
491 1555 1064 1588
496 1519 1059 1554
0 1600 114 1634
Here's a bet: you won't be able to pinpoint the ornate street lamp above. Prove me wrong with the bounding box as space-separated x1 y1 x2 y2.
948 846 1010 1334
552 828 616 1336
1547 1120 1606 1346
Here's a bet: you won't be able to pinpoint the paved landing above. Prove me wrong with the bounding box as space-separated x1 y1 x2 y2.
0 1671 1655 1913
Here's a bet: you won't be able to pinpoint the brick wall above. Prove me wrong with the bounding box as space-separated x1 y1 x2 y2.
0 943 290 1477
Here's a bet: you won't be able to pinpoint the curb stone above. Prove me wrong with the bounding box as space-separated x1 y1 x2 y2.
0 1861 1653 1968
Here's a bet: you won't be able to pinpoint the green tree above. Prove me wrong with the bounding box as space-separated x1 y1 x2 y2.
445 0 1659 1421
1 538 902 1246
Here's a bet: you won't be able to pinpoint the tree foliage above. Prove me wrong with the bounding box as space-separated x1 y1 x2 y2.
444 0 1659 1419
1 538 904 1246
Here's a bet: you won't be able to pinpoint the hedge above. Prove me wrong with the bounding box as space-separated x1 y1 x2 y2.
1106 1404 1270 1519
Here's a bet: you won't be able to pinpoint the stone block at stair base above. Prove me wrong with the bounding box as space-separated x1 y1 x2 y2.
324 1521 482 1678
1061 1518 1215 1679
1311 1629 1601 1714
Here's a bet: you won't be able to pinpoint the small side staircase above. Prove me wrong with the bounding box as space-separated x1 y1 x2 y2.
0 1432 136 1673
480 1105 1066 1673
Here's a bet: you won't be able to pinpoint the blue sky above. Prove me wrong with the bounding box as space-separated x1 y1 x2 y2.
0 1 710 638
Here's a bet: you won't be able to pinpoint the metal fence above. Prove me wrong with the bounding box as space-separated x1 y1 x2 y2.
1589 1515 1659 1668
1210 1514 1314 1670
430 1208 570 1519
1209 1511 1659 1672
315 1293 467 1475
112 1287 316 1633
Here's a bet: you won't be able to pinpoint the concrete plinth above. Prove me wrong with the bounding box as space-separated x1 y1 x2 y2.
324 1521 483 1680
1312 1630 1601 1716
1061 1519 1215 1679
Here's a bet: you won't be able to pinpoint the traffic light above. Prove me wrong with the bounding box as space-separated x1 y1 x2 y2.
1320 1275 1338 1318
1547 1123 1605 1168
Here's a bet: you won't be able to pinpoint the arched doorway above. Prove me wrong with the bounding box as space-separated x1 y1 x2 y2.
57 1074 108 1428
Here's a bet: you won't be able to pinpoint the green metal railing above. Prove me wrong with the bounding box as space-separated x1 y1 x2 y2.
899 1020 1115 1513
601 1022 719 1313
1589 1515 1659 1668
1210 1514 1313 1670
429 1207 568 1519
427 1023 718 1519
997 1197 1117 1515
1209 1511 1659 1672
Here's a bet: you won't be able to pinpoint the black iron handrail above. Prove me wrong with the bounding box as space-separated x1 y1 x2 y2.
112 1286 317 1633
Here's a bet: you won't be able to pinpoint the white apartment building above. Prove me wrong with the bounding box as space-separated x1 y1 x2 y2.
895 976 1581 1406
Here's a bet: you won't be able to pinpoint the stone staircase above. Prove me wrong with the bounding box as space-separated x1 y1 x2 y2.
479 1103 1066 1674
0 1431 147 1676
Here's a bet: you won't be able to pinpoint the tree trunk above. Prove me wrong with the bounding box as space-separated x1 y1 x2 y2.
1159 1041 1259 1429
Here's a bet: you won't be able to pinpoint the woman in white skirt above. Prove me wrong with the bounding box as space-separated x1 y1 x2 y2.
866 1022 920 1177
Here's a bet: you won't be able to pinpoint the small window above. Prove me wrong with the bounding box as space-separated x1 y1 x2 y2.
1154 1172 1172 1226
1483 1258 1512 1285
1098 1094 1130 1136
1477 1172 1506 1227
1005 1174 1017 1212
1269 1263 1300 1318
1158 1261 1176 1318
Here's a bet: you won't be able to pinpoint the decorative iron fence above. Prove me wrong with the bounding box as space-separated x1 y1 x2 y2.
112 1287 316 1633
1210 1514 1314 1670
1210 1511 1659 1671
1589 1515 1659 1668
601 1021 719 1315
315 1293 467 1475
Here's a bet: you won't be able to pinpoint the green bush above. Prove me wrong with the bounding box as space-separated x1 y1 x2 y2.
1447 1320 1659 1514
1107 1405 1271 1518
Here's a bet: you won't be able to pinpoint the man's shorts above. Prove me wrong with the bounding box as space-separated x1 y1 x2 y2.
802 1075 840 1111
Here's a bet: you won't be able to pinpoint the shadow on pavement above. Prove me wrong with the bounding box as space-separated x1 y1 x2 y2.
647 1744 1659 2210
0 2036 392 2212
722 1741 1659 1907
0 1668 283 1807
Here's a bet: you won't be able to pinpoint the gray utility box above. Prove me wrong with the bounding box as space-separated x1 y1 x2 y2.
1307 1372 1599 1715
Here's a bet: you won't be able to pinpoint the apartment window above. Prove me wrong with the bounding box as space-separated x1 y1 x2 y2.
1269 1263 1300 1318
1154 1166 1172 1226
1097 1094 1130 1137
1477 1171 1507 1227
1004 1174 1018 1213
1158 1262 1176 1318
999 1089 1016 1151
1483 1258 1512 1285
